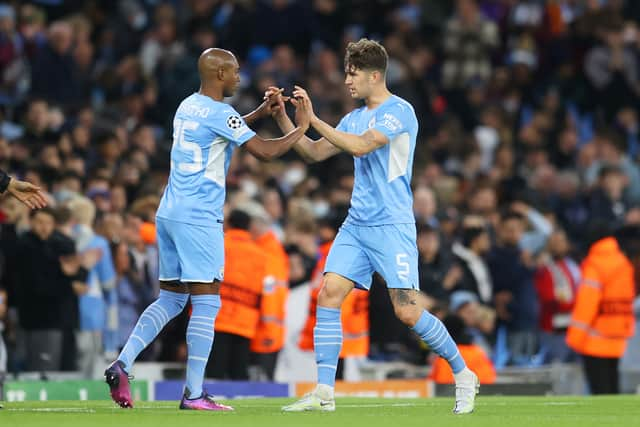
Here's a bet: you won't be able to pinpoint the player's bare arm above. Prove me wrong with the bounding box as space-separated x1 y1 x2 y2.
241 95 310 161
263 86 342 163
292 85 389 157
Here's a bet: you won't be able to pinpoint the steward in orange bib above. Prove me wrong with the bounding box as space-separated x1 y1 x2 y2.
241 201 289 381
566 226 639 394
208 210 266 380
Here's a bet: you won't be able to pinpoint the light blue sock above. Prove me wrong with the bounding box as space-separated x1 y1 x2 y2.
314 306 342 387
119 290 189 372
185 294 220 399
413 310 466 374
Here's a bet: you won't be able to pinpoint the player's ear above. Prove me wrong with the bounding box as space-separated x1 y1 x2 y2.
217 66 225 81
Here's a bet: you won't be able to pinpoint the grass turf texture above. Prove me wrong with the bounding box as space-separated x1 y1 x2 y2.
1 396 639 427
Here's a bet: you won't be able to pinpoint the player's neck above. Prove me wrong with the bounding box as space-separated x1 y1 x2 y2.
198 85 224 102
364 87 392 110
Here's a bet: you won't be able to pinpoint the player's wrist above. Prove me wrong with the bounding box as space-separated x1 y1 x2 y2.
309 114 321 127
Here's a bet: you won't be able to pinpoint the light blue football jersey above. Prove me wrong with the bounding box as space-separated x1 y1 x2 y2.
338 95 418 226
156 93 256 225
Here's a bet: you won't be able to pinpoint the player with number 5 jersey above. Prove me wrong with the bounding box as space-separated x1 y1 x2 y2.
105 48 310 411
273 39 479 415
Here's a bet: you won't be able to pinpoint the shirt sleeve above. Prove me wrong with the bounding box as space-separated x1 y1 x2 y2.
97 240 117 291
336 112 351 132
208 106 256 147
372 102 410 142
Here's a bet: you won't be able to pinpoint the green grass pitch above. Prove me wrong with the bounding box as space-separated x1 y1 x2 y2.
1 396 639 427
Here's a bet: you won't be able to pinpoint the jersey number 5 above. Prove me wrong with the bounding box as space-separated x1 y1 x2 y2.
396 253 410 281
174 118 227 186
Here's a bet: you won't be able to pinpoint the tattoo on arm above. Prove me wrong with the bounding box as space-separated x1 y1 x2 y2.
389 289 418 306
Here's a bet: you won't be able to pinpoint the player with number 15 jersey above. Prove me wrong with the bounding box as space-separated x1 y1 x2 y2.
105 48 309 411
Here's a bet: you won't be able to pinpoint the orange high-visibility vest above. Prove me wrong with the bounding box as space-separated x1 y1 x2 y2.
566 237 636 358
298 241 369 357
428 344 496 384
215 229 266 339
250 231 289 353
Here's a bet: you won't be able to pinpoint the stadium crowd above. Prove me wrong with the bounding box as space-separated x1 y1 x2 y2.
0 0 639 384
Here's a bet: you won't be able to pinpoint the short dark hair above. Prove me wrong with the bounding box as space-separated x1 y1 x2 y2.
461 226 487 247
344 38 388 73
598 164 624 180
501 210 525 223
227 209 251 231
30 206 56 220
614 225 640 259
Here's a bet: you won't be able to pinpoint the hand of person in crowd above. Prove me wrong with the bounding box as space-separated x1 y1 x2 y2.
291 86 312 131
59 254 80 276
72 281 89 296
510 201 530 216
80 248 103 270
443 264 463 290
494 290 512 321
263 86 289 119
0 288 7 320
7 178 47 210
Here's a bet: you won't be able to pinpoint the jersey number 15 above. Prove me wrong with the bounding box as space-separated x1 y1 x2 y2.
174 118 227 186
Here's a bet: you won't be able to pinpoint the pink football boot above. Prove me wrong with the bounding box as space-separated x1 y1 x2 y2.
104 360 134 408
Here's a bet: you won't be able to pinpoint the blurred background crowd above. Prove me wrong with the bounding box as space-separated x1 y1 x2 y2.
1 0 640 383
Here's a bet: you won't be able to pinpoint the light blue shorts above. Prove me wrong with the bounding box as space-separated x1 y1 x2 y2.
156 217 224 283
324 223 419 290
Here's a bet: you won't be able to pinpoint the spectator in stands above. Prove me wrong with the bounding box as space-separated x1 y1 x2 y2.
534 228 580 363
417 223 455 305
584 21 640 121
587 165 628 240
587 129 640 204
15 207 85 371
67 196 117 378
112 241 152 352
451 220 493 305
0 4 28 105
488 210 540 366
30 20 82 108
441 0 499 90
413 186 439 227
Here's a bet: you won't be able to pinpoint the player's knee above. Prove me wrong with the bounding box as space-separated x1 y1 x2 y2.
318 279 349 308
159 289 190 315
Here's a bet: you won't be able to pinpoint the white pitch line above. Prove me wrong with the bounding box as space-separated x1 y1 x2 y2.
6 408 97 413
539 402 581 406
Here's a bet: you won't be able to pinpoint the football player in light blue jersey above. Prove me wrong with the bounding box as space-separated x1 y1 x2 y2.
277 39 479 414
105 48 310 411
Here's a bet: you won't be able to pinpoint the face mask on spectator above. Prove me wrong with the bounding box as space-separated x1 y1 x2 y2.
240 178 259 198
312 200 330 218
283 167 305 188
